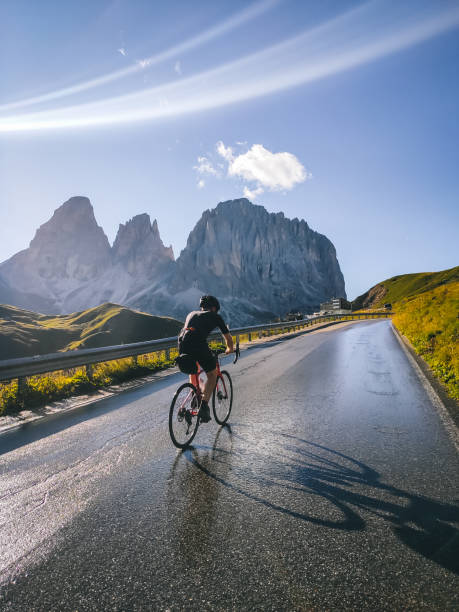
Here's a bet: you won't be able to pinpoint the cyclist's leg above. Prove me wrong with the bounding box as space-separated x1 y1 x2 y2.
202 368 217 403
195 345 217 403
189 372 203 395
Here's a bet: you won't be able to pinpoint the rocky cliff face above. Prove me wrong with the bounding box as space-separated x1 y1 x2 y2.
0 196 346 325
164 199 345 323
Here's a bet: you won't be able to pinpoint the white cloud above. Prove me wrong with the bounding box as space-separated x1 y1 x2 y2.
193 141 309 201
117 48 127 56
243 185 264 199
174 60 182 75
229 144 310 193
216 140 234 162
194 156 219 176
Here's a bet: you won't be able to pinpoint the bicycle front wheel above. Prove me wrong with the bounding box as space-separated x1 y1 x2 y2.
169 383 200 448
212 370 233 425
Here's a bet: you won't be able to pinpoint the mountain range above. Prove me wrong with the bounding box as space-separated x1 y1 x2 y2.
0 196 346 325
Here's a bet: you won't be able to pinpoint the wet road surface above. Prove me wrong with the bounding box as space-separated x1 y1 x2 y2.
0 320 458 611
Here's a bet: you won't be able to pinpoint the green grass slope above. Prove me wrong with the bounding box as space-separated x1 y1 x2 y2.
0 303 183 360
352 266 459 310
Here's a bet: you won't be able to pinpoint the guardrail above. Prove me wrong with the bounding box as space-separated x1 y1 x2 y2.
0 311 392 385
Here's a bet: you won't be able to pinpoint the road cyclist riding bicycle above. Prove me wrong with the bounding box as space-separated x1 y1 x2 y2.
176 295 233 424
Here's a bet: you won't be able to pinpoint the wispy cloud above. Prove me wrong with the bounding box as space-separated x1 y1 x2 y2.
197 179 205 189
2 0 459 132
117 48 127 57
243 185 264 200
194 156 219 176
174 60 182 75
136 58 150 69
216 140 233 162
0 0 279 113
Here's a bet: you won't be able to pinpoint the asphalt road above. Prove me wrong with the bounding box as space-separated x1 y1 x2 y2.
0 320 458 611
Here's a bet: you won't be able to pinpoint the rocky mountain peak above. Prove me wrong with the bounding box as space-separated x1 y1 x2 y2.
172 198 346 318
30 196 100 246
112 213 174 277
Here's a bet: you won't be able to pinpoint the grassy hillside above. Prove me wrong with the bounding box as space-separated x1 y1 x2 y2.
0 303 183 360
352 266 459 310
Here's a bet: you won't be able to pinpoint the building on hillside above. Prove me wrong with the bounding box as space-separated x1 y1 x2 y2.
285 311 303 321
320 297 352 314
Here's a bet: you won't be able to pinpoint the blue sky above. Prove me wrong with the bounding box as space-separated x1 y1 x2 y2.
1 0 458 299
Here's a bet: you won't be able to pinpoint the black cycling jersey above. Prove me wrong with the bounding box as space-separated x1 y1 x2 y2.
179 309 229 345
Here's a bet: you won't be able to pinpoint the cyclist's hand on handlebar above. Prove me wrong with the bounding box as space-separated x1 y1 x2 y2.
224 347 234 354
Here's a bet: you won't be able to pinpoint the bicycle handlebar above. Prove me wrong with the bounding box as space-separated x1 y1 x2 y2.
213 339 240 364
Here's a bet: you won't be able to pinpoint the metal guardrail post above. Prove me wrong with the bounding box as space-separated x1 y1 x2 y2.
17 376 27 396
165 348 171 361
85 364 94 380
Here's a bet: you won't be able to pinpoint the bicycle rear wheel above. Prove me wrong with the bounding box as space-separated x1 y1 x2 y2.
169 383 200 448
212 370 233 425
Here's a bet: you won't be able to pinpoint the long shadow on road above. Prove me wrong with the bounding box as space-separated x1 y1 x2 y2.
183 427 459 574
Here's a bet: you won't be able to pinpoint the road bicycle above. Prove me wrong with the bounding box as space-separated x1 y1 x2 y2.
169 343 240 448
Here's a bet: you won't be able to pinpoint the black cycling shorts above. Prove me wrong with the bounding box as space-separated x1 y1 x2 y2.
179 340 216 373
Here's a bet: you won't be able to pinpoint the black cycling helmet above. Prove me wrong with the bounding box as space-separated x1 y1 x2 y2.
199 295 220 311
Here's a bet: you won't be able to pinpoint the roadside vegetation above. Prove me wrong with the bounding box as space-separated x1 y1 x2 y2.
0 350 175 416
0 342 228 417
392 282 459 401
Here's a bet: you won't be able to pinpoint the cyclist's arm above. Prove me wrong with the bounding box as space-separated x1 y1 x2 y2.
215 314 233 353
223 332 234 354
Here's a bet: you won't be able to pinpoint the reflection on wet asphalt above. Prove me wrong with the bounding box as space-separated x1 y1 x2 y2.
0 321 458 610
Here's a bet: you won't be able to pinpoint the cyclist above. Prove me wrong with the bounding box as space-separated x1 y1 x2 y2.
178 295 233 423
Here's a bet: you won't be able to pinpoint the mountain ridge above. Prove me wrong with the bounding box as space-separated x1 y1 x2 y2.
0 302 183 359
0 196 346 325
